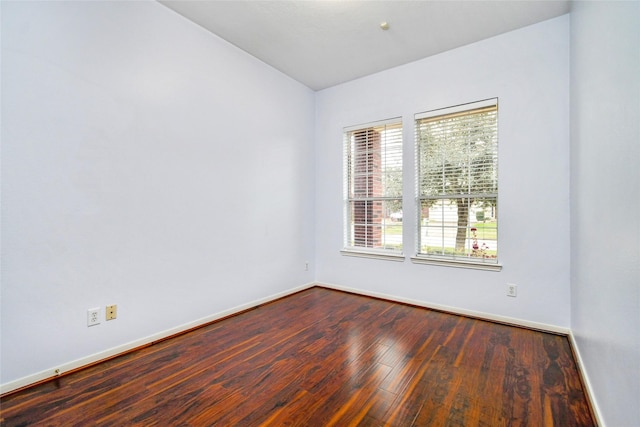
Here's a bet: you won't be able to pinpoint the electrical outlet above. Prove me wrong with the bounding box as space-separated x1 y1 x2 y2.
106 304 117 320
507 284 517 297
305 261 309 271
87 308 100 327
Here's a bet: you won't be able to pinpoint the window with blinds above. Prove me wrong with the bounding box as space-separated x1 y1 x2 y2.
343 119 403 257
415 99 499 266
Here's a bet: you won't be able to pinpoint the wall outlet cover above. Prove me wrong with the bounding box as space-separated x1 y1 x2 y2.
87 308 100 326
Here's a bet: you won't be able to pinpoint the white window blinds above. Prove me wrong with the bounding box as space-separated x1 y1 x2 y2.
344 119 403 255
415 99 498 264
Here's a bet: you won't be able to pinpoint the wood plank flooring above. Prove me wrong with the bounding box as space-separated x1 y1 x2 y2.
0 287 596 426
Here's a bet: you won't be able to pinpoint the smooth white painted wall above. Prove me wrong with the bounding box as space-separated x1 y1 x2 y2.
1 1 315 385
315 16 571 327
570 2 640 426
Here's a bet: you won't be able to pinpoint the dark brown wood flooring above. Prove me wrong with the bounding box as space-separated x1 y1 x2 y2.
0 287 596 426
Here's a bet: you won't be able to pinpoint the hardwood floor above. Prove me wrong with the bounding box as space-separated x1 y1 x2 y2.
0 287 596 426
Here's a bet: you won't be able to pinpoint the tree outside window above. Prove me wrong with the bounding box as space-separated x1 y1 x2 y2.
416 100 498 263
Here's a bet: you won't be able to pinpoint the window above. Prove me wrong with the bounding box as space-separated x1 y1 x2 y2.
414 99 499 270
343 119 403 260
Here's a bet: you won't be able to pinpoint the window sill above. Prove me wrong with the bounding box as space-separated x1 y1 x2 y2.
411 255 502 271
341 249 405 262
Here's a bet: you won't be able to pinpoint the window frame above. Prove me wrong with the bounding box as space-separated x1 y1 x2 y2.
341 118 404 261
412 99 502 271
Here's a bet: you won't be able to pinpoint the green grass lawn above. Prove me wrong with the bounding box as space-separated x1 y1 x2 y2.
385 224 403 235
421 246 498 257
382 220 496 240
469 221 497 240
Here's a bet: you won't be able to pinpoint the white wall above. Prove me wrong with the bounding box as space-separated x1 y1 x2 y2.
315 16 571 327
570 2 640 426
1 0 315 386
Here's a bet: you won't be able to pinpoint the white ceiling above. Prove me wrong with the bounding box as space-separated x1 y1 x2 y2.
159 0 571 91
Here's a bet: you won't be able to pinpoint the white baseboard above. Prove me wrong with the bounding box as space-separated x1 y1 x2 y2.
316 281 571 335
568 332 605 427
0 282 316 396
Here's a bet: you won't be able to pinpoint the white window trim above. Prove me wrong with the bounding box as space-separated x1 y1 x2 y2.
414 98 499 268
342 117 404 258
341 248 405 262
414 98 497 121
343 117 401 133
411 255 502 271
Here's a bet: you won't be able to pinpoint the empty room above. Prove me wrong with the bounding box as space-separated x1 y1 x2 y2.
1 1 638 426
